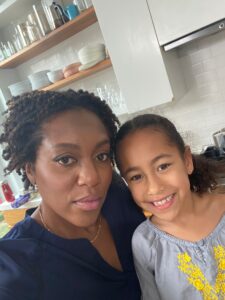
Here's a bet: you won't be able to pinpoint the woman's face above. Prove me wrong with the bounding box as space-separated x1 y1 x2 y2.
27 109 112 228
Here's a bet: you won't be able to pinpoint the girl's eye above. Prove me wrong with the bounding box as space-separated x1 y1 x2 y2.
129 174 142 182
158 163 171 172
96 152 110 162
55 156 76 166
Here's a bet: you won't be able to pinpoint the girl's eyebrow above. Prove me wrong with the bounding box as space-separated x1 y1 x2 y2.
124 153 173 177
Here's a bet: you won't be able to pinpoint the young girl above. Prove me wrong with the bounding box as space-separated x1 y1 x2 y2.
115 113 225 300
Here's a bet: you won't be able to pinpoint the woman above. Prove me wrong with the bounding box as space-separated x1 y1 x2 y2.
0 90 145 300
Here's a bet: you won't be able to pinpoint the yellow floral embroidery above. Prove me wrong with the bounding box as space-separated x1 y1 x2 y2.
177 245 225 300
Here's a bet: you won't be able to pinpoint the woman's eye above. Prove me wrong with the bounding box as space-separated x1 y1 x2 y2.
158 163 171 172
56 156 76 166
96 153 110 162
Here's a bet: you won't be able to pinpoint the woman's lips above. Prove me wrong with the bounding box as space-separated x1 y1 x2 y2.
72 196 101 211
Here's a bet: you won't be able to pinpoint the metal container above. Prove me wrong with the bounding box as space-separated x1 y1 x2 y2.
33 4 52 36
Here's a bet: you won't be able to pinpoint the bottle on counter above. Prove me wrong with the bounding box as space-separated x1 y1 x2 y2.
1 180 15 203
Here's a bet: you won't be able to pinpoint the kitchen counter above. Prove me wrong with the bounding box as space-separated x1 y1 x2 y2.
0 197 41 227
0 196 41 211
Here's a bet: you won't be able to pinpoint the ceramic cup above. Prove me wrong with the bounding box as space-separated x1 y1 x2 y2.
65 4 80 20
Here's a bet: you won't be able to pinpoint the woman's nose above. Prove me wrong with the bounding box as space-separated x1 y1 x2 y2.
77 161 100 187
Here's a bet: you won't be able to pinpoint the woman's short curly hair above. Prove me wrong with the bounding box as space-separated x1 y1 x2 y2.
0 89 120 189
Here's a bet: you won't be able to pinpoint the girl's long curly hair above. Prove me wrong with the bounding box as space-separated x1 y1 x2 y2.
0 89 120 189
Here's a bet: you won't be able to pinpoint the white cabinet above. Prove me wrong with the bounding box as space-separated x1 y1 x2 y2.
92 0 174 113
147 0 225 46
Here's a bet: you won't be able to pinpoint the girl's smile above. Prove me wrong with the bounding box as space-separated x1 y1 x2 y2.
145 193 176 210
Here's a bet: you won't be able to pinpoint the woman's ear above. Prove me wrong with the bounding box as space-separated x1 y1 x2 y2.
25 162 36 185
184 146 194 175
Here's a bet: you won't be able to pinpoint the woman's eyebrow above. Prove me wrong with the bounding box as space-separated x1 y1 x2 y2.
53 139 110 150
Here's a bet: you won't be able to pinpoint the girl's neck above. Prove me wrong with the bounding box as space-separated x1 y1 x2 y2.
150 192 225 242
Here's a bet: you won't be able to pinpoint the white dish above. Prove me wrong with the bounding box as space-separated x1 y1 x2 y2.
78 43 105 55
78 57 105 71
8 79 32 97
28 70 51 90
47 69 64 83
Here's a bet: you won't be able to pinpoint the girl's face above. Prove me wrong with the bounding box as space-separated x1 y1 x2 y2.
26 109 112 229
117 128 194 222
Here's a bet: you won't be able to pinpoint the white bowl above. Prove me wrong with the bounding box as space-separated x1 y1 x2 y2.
79 43 105 56
8 79 32 97
78 57 105 71
78 50 106 65
28 70 51 90
47 69 64 83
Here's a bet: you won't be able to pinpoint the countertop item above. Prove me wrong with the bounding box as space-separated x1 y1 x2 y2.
0 196 41 211
201 145 225 161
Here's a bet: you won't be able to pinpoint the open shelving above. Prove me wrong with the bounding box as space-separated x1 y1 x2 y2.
0 6 97 69
42 58 112 91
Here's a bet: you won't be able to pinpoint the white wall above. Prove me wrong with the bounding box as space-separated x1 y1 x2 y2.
121 30 225 153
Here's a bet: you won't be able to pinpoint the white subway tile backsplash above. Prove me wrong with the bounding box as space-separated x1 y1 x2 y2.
124 30 225 152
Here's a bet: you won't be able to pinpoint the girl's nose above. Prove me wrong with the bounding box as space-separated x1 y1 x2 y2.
77 161 100 187
146 175 164 195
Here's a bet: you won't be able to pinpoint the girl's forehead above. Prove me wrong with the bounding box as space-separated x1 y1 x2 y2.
124 127 169 143
117 128 177 158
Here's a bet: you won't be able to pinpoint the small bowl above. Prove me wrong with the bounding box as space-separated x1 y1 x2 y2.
8 79 32 97
28 70 51 90
47 69 64 83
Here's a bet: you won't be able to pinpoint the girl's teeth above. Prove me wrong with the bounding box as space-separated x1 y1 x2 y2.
153 195 172 207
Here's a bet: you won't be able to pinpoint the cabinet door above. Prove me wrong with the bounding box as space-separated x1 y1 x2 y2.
147 0 225 46
92 0 173 113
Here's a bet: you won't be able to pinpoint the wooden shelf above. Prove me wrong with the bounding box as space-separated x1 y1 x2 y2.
42 58 112 91
0 7 97 69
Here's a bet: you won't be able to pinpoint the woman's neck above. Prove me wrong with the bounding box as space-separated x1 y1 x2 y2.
32 205 102 242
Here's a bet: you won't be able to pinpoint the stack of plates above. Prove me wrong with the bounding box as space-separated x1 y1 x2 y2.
8 79 32 97
78 43 106 71
28 70 51 90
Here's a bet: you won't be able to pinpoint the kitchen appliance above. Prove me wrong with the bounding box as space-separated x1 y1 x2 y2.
164 19 225 51
201 145 224 161
213 129 225 150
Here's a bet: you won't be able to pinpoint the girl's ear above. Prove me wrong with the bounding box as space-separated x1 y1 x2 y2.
184 146 194 175
25 162 36 185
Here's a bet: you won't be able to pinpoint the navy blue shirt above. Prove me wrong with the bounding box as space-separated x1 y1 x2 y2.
0 175 145 300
